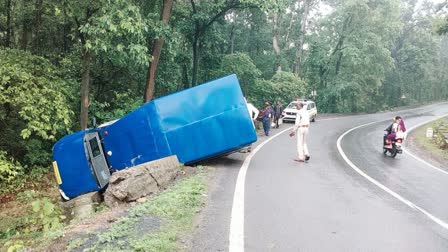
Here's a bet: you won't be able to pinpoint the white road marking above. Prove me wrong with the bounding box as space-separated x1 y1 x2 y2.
229 126 292 252
337 120 448 231
229 105 447 252
403 114 448 175
229 115 360 252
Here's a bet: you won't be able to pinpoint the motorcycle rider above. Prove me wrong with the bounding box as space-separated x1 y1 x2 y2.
384 116 406 148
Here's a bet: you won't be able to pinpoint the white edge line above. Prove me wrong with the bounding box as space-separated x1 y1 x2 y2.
229 116 349 252
403 114 448 175
229 106 448 252
337 120 448 230
229 126 293 252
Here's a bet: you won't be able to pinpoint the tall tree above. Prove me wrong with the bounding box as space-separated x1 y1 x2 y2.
188 0 242 86
5 0 14 47
294 0 316 75
65 0 148 129
144 0 174 102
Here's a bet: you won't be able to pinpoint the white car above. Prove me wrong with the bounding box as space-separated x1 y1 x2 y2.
282 100 317 123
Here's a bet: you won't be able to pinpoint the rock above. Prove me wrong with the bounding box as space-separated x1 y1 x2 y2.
61 191 101 222
104 165 158 207
143 155 180 189
104 155 180 207
136 197 147 203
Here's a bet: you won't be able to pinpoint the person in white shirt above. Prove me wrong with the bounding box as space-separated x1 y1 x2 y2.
241 97 259 153
289 102 310 162
245 97 259 128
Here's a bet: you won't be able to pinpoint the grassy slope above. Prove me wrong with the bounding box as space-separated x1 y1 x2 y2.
1 168 207 252
67 170 206 252
411 118 448 162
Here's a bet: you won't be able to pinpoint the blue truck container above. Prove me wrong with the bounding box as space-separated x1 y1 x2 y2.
52 74 257 199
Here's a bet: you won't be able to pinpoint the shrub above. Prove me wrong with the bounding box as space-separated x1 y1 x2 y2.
26 198 63 233
0 151 22 182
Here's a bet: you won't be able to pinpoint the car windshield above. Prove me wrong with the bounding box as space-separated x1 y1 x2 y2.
287 102 298 109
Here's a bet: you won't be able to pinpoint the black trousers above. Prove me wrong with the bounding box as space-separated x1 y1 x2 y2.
274 116 280 128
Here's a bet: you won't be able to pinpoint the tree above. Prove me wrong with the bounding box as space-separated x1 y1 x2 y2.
212 53 261 95
64 0 148 129
304 0 401 112
0 48 73 166
144 0 174 102
436 1 448 35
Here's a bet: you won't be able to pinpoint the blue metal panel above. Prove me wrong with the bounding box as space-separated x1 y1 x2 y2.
155 74 257 163
99 102 171 170
52 131 100 198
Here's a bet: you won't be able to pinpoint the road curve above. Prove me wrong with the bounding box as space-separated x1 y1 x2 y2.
189 103 448 252
243 103 448 252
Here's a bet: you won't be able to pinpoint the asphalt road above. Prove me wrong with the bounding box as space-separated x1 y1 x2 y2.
190 103 448 252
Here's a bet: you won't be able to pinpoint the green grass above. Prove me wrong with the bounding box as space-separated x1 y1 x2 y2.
413 117 448 162
81 170 206 252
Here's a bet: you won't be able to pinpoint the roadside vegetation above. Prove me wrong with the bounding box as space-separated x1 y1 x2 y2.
1 169 206 251
412 117 448 163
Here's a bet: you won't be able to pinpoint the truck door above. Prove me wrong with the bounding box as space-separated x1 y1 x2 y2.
85 132 110 188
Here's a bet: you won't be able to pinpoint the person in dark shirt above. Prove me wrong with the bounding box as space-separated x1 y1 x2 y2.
262 102 273 136
273 101 283 128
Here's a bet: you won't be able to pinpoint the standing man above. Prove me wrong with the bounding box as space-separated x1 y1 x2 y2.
273 101 283 128
289 102 310 162
245 97 259 129
262 102 273 136
242 98 259 153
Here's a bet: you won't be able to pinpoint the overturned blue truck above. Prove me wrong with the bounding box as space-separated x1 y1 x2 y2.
52 75 257 200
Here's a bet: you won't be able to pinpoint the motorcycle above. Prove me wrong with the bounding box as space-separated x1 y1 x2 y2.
383 132 403 158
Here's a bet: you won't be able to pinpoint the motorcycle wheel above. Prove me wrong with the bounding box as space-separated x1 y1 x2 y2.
383 148 388 155
390 147 398 158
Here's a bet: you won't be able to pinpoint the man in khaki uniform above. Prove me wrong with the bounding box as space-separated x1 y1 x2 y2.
289 102 310 162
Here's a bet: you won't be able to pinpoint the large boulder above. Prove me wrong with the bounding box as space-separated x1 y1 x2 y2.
104 155 180 207
61 191 101 222
144 155 180 189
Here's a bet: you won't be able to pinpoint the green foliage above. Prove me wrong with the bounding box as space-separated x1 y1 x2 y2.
213 53 261 95
414 118 448 162
17 190 38 202
27 198 63 233
249 72 307 107
74 0 150 66
433 120 448 149
4 240 25 252
436 16 448 35
90 91 143 124
0 151 22 182
0 48 74 140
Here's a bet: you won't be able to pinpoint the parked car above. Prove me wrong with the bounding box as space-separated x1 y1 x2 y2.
282 100 317 123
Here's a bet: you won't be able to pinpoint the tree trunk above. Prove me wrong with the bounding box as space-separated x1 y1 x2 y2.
21 20 29 50
144 0 174 102
294 0 311 75
182 62 189 90
20 0 32 50
230 25 235 54
272 12 282 73
191 33 200 86
6 0 13 47
33 0 43 53
80 51 91 130
335 52 343 75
